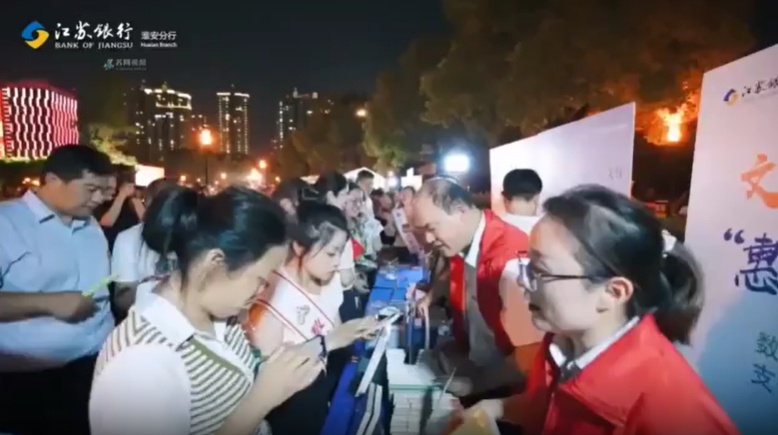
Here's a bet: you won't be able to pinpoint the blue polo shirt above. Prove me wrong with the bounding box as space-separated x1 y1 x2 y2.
0 191 114 372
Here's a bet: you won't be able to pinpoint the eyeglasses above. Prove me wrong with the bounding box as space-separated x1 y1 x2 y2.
517 257 603 292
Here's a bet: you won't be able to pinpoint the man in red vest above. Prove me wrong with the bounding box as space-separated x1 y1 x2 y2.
412 178 541 400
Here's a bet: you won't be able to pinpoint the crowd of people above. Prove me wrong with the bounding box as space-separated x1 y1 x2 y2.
0 144 738 435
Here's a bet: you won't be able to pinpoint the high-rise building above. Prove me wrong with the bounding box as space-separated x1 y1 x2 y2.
126 81 192 164
216 87 249 156
189 113 209 148
275 88 319 149
0 80 79 160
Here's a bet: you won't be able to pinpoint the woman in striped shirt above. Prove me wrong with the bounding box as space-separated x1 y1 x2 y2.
89 186 324 435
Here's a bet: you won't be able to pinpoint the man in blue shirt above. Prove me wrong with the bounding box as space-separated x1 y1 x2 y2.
0 144 115 435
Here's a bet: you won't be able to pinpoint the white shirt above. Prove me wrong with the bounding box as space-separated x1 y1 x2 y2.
339 241 355 270
549 316 640 379
111 223 172 305
89 294 255 435
498 213 541 236
363 195 374 218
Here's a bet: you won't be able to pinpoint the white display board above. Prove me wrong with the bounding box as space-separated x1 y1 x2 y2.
489 103 635 213
686 44 778 435
134 164 164 187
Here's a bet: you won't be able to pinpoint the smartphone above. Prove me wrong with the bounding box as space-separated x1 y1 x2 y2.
374 311 402 330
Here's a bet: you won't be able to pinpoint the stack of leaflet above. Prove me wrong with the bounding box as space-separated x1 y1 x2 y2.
386 349 459 435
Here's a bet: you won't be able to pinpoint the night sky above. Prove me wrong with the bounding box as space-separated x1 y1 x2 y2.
2 1 776 155
0 0 448 152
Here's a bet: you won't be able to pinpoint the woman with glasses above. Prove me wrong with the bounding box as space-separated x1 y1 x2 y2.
467 185 736 435
245 200 379 435
90 186 325 435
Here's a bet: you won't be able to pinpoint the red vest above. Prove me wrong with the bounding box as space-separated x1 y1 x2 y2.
514 315 738 435
449 210 529 355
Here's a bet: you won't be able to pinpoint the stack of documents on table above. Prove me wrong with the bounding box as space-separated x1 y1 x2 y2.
387 349 459 435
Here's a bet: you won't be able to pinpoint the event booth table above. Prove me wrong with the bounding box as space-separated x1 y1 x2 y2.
320 266 426 435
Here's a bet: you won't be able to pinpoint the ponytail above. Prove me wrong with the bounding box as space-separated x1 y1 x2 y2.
654 243 704 344
141 186 203 275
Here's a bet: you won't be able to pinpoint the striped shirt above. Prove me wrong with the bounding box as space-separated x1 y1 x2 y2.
89 293 269 435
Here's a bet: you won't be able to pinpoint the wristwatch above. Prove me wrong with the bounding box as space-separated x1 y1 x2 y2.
316 334 328 360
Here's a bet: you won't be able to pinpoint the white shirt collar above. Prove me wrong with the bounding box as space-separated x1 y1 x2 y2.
463 212 486 267
134 293 227 348
549 316 640 377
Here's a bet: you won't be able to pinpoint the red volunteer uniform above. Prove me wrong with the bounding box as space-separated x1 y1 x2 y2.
449 209 529 361
509 315 738 435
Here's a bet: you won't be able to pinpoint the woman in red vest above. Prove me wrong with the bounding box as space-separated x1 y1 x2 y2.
468 185 737 435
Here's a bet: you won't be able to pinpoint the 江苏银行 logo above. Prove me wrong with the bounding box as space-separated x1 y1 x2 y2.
723 89 739 105
22 21 49 49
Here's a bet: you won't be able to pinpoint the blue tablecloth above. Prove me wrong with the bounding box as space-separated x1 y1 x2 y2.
320 266 426 435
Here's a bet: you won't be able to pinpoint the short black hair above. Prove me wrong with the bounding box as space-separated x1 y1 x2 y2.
417 177 475 213
356 170 374 182
272 177 308 202
41 144 113 183
502 169 543 201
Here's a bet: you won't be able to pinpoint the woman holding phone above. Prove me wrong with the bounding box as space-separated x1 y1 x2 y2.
89 186 324 435
246 200 380 435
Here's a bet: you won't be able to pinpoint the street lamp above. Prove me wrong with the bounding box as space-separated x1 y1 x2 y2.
200 128 213 186
220 172 227 181
258 159 267 170
355 108 367 118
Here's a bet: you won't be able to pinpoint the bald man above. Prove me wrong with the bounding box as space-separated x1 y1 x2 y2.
412 178 542 401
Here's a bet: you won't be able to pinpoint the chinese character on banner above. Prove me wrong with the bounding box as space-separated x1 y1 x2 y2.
751 363 775 393
756 332 778 362
117 23 133 40
724 229 778 295
55 23 71 39
75 21 91 40
141 31 150 40
94 24 113 39
741 154 778 209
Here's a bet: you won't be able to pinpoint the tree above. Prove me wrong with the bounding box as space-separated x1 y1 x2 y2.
278 94 370 176
422 0 755 146
273 139 310 178
364 37 449 168
87 124 137 166
420 0 544 147
79 72 132 130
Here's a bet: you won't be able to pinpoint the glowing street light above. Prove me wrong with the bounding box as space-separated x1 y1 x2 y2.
180 174 187 183
247 168 263 184
200 129 213 147
258 159 267 170
355 108 367 118
220 172 227 180
200 128 213 185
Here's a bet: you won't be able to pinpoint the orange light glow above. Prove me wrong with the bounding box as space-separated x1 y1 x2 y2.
200 129 213 147
258 159 267 170
657 108 684 143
